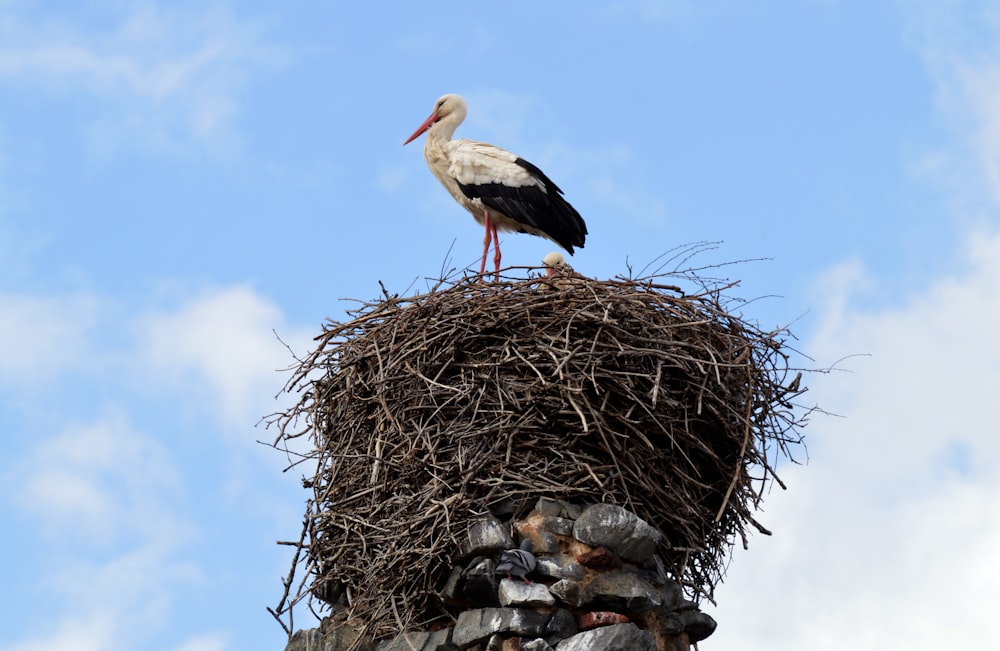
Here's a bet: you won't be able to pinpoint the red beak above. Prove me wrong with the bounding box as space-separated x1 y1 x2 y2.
403 111 439 145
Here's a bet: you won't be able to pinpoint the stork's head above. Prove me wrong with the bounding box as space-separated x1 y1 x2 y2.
542 251 571 276
404 94 468 145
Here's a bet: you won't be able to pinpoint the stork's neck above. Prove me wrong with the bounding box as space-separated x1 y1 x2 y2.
425 104 466 149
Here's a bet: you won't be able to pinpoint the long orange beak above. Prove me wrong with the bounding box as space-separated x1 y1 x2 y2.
403 111 439 145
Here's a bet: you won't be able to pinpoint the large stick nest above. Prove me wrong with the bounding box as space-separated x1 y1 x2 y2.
268 267 808 640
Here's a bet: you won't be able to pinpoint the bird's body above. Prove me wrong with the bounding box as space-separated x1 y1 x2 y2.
496 538 537 583
404 94 587 277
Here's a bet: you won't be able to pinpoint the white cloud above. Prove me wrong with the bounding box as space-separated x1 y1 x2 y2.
0 282 307 432
707 229 1000 649
0 544 223 651
137 285 310 430
168 633 230 651
49 539 203 624
902 3 1000 208
0 3 283 154
0 292 102 383
0 613 116 651
7 413 187 545
0 410 204 651
0 281 305 651
0 541 214 651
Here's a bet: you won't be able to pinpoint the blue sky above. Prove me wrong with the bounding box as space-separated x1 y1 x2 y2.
2 2 999 649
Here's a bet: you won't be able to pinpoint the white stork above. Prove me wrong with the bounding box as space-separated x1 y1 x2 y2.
404 94 587 277
542 251 572 277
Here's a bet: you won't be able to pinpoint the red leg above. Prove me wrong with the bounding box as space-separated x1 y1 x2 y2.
491 221 501 280
479 212 492 280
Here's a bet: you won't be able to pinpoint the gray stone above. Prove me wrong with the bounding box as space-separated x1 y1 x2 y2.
324 625 374 651
657 578 684 611
487 495 519 519
646 606 684 636
534 498 582 520
429 629 457 651
312 579 345 606
285 624 375 651
637 553 670 586
463 557 501 607
534 556 585 580
461 519 515 560
572 504 662 563
441 565 465 606
585 570 662 612
535 497 564 517
544 609 578 641
376 628 455 651
522 639 554 651
284 628 322 651
554 623 656 651
681 610 718 642
548 579 584 607
520 529 560 554
498 578 555 607
538 516 575 537
453 608 550 648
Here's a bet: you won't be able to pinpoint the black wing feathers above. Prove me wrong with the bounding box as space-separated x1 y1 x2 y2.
457 157 588 254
